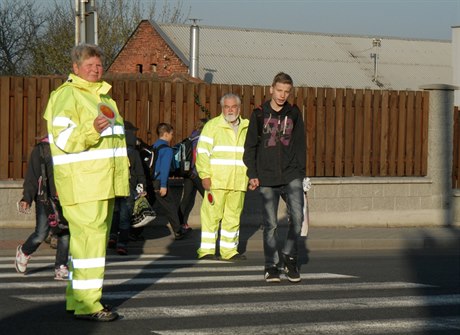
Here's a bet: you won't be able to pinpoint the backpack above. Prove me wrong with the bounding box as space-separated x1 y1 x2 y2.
140 143 169 179
37 142 68 233
170 136 198 178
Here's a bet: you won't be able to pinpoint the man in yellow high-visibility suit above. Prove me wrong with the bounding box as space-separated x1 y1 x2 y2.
44 44 129 322
196 93 249 260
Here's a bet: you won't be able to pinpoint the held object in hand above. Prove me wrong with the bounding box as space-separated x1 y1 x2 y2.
98 103 116 127
16 201 31 215
301 177 312 237
207 191 215 205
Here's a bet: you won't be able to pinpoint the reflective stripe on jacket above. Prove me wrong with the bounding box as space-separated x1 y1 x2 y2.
196 114 249 191
43 73 129 205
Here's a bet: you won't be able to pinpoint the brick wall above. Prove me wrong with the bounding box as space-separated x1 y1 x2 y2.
108 21 189 77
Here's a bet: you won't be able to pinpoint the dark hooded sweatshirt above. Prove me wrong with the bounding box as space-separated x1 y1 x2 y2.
243 100 306 186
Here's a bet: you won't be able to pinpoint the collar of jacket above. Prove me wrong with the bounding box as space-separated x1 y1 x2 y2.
66 73 112 95
262 100 293 117
216 114 248 129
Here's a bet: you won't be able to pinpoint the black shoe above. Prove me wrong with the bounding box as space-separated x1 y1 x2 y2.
283 253 301 283
264 267 281 283
67 304 113 314
174 227 191 240
183 223 193 232
116 247 128 256
107 239 116 249
174 230 185 240
199 254 217 260
225 254 246 261
75 309 119 322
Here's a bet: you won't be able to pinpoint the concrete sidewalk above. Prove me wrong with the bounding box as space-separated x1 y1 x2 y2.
1 223 459 257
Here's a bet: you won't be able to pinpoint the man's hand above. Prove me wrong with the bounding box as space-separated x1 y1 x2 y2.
202 178 211 191
17 200 31 214
93 115 110 133
248 178 260 190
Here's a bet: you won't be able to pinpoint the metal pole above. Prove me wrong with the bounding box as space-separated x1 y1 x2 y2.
75 0 80 45
189 19 200 78
79 0 86 44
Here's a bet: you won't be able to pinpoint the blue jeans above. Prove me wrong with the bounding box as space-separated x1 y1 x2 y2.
22 200 70 268
259 178 304 269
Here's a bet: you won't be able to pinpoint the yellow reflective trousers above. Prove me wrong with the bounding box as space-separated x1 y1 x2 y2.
197 189 245 260
64 199 114 315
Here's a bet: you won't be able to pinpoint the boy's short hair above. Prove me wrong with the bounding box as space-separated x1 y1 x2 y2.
156 123 173 136
272 72 293 87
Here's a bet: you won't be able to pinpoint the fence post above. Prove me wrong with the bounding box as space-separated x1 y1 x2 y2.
420 84 458 225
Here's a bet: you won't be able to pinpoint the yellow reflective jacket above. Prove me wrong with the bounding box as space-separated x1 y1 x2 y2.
43 73 129 206
196 114 249 191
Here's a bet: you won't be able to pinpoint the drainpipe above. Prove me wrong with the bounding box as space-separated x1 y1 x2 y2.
189 19 200 78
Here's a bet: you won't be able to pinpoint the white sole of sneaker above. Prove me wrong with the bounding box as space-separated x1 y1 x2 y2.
265 278 281 283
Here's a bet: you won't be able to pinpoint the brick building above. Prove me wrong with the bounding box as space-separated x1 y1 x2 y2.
108 20 189 78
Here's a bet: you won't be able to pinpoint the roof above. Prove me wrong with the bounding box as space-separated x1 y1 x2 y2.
154 22 452 90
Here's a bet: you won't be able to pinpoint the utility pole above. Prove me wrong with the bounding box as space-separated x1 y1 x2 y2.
75 0 98 45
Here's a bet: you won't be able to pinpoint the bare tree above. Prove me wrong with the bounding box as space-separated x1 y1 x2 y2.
0 0 46 75
28 0 75 75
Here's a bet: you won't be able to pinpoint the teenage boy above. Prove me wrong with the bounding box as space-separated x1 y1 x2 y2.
243 72 306 283
152 123 188 240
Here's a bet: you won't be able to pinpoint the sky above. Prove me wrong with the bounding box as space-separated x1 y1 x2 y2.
153 0 460 40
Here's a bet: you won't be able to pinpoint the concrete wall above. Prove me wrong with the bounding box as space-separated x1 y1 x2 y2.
2 85 459 228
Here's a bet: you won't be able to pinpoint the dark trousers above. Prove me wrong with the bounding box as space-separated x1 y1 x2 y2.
154 185 183 233
22 200 70 268
110 195 135 248
179 175 204 224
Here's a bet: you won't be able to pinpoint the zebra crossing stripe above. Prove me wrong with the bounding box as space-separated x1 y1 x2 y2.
144 317 460 334
115 295 460 319
0 273 355 289
0 254 178 262
12 281 435 302
0 265 354 279
0 258 224 270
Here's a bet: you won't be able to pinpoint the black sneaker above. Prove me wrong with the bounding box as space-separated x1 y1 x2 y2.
174 230 185 240
225 254 246 261
75 309 119 322
264 267 281 283
283 254 301 283
199 254 217 260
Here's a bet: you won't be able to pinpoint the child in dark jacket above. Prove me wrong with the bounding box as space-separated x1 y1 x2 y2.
178 118 207 229
152 123 189 240
15 137 70 280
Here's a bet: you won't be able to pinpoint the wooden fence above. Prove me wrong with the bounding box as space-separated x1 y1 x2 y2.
0 76 429 180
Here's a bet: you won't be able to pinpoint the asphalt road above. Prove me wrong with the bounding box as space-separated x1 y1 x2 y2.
0 249 459 335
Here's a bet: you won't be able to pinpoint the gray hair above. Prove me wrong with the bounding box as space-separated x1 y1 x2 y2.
220 93 241 107
71 43 104 66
